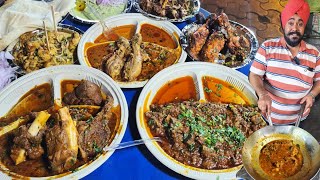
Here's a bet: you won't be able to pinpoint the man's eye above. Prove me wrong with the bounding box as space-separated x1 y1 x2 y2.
298 22 304 27
288 22 294 26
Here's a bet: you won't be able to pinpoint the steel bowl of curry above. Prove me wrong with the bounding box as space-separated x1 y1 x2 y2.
77 13 187 88
136 62 267 179
0 65 128 179
242 126 320 180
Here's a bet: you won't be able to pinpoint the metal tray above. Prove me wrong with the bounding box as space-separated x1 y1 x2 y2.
180 21 259 70
133 0 200 22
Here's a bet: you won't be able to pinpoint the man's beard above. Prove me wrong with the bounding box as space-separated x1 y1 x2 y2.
284 31 303 47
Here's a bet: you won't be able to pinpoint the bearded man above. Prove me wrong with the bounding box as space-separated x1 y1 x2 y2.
249 0 320 124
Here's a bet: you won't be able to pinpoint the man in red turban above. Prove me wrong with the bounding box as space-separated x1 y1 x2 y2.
281 0 310 47
281 0 310 29
249 0 320 124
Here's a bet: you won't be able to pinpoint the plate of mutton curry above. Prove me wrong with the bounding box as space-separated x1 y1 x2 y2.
77 13 187 88
136 62 267 179
0 65 128 179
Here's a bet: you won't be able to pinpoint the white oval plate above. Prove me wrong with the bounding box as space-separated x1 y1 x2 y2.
136 62 258 179
78 13 187 88
0 65 128 180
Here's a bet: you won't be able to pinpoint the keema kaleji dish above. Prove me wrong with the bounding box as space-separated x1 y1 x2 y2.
144 76 266 170
12 29 81 73
0 80 120 177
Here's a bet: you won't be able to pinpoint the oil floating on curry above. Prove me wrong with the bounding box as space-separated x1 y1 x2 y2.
259 140 303 179
144 75 266 170
0 80 120 177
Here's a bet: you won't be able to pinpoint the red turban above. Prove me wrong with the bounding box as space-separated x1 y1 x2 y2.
281 0 310 28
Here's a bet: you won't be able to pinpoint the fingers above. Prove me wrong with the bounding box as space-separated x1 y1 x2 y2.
266 103 271 116
303 107 310 115
258 99 272 115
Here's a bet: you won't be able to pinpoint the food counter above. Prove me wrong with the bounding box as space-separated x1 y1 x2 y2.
0 1 319 179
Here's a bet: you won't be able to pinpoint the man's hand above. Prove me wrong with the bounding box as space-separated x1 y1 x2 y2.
258 94 272 116
300 93 315 114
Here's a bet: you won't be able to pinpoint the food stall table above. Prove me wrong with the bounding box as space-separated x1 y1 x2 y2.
49 7 320 180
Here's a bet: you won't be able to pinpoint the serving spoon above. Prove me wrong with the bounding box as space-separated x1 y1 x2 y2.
103 137 161 151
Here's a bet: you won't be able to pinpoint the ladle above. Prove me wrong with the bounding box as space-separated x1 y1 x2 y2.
266 102 305 127
103 137 161 151
295 102 306 127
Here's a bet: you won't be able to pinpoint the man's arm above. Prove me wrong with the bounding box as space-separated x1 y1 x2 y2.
300 81 320 113
249 72 272 115
249 73 268 98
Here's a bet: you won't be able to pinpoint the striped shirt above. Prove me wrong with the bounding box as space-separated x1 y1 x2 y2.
250 37 320 124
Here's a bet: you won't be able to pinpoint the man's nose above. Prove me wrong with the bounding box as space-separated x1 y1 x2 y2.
291 23 299 31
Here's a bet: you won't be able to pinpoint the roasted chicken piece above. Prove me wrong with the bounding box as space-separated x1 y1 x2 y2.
228 35 250 54
217 13 231 29
104 37 131 80
201 31 225 63
123 33 143 81
187 24 210 59
45 107 78 173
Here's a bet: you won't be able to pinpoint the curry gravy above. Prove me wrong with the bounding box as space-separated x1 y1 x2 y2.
140 23 176 49
152 76 197 105
94 25 136 43
259 140 303 178
202 76 249 104
5 83 53 118
86 42 115 69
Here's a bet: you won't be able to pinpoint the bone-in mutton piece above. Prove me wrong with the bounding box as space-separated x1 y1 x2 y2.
10 111 50 165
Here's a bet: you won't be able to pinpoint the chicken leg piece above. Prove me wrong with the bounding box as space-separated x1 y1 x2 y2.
123 33 143 81
104 37 130 80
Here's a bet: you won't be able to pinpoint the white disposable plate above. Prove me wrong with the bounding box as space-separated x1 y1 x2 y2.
78 13 187 88
0 65 128 180
136 62 257 179
68 0 132 24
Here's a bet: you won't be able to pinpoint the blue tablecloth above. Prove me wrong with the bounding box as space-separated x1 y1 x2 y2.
60 9 252 180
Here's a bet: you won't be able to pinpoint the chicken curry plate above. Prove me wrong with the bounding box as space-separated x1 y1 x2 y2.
259 140 303 179
85 23 181 82
0 80 120 177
